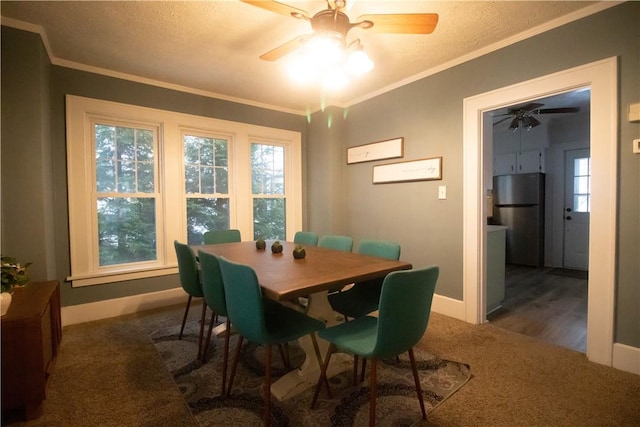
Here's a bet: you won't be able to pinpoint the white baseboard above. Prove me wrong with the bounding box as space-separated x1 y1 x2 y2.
612 342 640 375
431 293 466 321
61 287 187 327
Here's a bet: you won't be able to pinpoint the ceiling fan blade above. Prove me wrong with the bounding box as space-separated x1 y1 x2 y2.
356 13 439 34
533 107 580 114
259 34 308 61
513 102 544 112
493 116 512 126
240 0 310 20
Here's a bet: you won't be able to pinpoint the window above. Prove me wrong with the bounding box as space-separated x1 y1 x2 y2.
573 157 591 212
66 96 301 286
95 123 158 266
252 143 286 240
184 134 231 245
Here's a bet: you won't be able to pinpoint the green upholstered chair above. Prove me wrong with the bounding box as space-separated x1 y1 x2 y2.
203 229 241 245
318 235 354 293
293 231 319 246
311 266 439 427
318 234 353 252
328 239 401 319
197 250 231 395
174 240 207 360
218 256 326 426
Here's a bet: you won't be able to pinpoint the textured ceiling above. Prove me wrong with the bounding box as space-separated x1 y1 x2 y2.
1 1 606 114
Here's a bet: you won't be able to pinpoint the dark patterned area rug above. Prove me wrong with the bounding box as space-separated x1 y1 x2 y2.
149 316 471 427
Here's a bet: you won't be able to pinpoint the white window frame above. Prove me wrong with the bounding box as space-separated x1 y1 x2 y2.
66 95 302 287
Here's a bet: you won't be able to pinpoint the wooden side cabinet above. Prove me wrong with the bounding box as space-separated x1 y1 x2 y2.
1 281 62 421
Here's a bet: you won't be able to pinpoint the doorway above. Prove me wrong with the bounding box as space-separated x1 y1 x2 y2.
462 57 617 367
486 91 590 352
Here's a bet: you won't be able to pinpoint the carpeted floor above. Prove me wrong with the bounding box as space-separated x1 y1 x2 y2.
4 302 639 427
147 312 470 426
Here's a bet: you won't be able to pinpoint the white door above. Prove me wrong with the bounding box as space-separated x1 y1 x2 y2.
563 148 590 270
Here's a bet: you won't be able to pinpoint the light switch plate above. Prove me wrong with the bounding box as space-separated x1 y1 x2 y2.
438 185 447 200
634 139 640 154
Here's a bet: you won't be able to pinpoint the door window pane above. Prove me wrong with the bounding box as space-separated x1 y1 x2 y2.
573 157 591 213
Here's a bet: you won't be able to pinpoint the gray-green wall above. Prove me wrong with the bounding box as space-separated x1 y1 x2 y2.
1 25 308 307
2 2 639 347
306 2 640 347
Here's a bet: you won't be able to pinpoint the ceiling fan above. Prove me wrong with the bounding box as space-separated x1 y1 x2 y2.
493 102 580 132
240 0 439 61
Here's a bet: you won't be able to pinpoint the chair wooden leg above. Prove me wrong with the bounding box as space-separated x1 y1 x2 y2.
309 333 331 398
179 296 192 340
197 301 207 360
369 358 377 427
277 344 290 370
264 345 272 427
221 318 231 397
360 358 367 383
353 355 359 385
408 348 427 420
201 309 217 364
227 335 244 396
311 343 335 409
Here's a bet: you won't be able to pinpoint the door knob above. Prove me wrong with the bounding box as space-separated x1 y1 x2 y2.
566 216 572 220
566 207 572 212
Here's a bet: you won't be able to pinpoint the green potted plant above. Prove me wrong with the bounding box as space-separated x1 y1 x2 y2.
1 256 31 316
256 238 266 250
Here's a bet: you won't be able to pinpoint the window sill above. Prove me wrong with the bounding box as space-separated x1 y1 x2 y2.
67 266 179 287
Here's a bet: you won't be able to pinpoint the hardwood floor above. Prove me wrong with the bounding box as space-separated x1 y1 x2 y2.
487 265 588 353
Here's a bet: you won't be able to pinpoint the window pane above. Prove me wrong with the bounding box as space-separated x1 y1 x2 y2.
252 144 285 195
575 157 590 176
253 198 285 240
186 198 230 245
183 134 229 195
116 127 135 161
574 176 590 194
137 162 154 193
96 160 116 192
96 123 156 194
117 160 136 193
574 195 590 213
97 197 156 266
572 156 591 213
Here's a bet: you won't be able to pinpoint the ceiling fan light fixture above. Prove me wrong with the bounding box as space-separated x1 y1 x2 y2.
345 47 373 76
304 35 343 65
509 117 519 132
322 66 349 90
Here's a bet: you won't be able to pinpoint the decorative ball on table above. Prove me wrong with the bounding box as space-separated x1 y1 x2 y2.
271 240 283 254
293 245 306 259
256 238 266 250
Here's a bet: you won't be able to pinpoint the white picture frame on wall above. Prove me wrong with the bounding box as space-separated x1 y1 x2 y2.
347 137 404 164
372 157 443 184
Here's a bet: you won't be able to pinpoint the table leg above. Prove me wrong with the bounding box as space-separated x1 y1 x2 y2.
270 290 351 402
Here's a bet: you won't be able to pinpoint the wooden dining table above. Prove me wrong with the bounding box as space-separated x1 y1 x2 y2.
196 240 412 401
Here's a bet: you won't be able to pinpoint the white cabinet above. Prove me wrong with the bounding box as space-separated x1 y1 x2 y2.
494 150 545 175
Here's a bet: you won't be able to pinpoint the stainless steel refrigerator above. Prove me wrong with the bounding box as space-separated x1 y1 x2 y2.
492 173 545 267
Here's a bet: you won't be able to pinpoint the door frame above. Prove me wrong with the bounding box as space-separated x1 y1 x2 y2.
462 57 618 366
